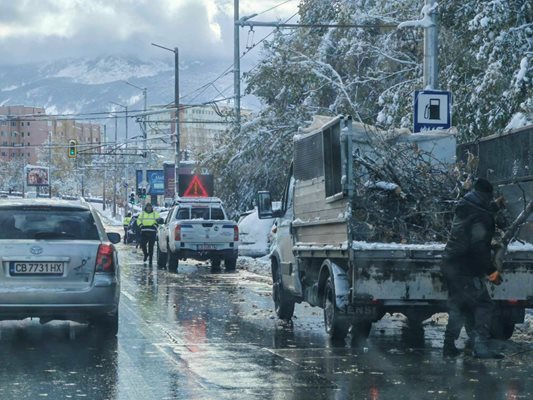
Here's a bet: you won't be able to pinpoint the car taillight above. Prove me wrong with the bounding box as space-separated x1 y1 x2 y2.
234 225 239 241
96 244 115 272
175 225 181 241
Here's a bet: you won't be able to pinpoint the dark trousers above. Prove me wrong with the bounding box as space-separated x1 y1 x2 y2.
123 226 128 243
444 273 493 342
140 230 157 262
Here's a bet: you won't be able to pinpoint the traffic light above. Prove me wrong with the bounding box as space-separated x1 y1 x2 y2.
142 188 147 199
68 140 77 158
137 188 142 197
129 192 135 204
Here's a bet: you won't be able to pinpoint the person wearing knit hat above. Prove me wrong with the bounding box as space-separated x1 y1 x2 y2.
441 177 504 359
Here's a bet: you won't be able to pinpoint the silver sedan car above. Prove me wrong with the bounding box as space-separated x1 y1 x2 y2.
0 198 121 336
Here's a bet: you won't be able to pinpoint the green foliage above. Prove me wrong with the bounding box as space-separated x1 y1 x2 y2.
201 0 532 216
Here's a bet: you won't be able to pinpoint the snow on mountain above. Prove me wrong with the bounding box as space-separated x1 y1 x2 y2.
45 56 172 85
0 55 244 115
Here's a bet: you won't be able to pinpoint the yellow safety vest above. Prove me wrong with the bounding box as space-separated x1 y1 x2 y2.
123 217 132 226
137 211 160 231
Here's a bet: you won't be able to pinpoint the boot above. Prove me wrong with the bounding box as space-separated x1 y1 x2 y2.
143 253 148 263
473 338 504 359
443 338 461 357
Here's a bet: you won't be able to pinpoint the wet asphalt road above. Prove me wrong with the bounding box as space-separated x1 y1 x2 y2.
0 233 532 399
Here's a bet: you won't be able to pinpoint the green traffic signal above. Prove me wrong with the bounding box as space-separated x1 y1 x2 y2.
68 140 77 158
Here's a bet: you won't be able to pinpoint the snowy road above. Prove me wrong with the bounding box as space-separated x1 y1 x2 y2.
0 224 531 399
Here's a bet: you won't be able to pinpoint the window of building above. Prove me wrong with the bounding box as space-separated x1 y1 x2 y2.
27 132 30 137
21 132 24 137
27 142 30 146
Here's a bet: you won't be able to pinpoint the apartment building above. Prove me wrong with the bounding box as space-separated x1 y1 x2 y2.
0 105 101 164
0 105 48 164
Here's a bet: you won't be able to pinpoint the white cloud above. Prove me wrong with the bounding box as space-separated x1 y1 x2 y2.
0 0 299 65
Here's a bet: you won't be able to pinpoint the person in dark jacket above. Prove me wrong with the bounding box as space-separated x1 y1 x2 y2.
441 178 504 359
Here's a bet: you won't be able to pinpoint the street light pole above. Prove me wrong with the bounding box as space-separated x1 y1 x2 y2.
123 80 148 204
110 101 128 215
234 0 241 132
151 43 180 200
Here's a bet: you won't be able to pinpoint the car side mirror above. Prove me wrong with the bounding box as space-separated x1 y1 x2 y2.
156 218 165 224
107 232 121 244
257 191 279 219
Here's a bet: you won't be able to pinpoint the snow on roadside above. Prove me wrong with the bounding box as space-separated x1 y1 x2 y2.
238 255 271 278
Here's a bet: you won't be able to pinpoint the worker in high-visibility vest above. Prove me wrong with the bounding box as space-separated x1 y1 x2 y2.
122 212 132 244
136 203 160 265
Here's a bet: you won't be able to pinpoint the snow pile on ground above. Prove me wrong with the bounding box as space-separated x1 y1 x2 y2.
238 256 271 277
514 311 533 340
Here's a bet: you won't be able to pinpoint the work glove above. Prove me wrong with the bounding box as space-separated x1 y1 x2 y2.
488 270 503 285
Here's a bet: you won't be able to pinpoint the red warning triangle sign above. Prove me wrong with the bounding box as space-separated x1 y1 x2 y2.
183 175 209 197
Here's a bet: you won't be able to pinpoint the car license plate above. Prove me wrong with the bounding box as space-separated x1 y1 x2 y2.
198 244 217 251
9 262 64 276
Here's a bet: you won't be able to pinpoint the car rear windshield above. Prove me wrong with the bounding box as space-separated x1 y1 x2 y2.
175 206 226 220
0 208 100 240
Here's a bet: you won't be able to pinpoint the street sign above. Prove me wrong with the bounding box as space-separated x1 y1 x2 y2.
413 90 452 133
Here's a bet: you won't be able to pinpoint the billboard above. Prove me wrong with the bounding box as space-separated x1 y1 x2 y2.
136 170 165 195
164 164 175 198
25 165 49 187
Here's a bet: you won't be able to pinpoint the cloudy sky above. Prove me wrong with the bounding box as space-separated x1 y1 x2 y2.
0 0 299 65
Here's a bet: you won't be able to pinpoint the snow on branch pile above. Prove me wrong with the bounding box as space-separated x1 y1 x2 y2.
350 133 471 244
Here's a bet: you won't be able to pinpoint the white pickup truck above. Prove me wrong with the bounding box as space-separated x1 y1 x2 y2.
156 197 239 272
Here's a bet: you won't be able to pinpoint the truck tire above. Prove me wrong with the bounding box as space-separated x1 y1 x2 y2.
168 249 179 273
211 258 221 270
225 256 237 271
351 321 372 339
323 277 350 340
157 244 167 268
273 263 295 320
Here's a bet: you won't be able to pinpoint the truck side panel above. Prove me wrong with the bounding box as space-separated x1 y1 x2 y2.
293 178 349 245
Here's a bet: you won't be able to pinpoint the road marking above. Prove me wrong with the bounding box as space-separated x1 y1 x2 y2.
121 289 137 303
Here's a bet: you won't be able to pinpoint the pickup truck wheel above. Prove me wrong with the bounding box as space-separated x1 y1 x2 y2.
324 277 349 340
168 250 179 273
273 265 295 320
157 244 167 268
225 256 237 271
211 258 221 270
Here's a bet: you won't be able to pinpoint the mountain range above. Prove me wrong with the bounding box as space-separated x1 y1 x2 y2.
0 56 256 134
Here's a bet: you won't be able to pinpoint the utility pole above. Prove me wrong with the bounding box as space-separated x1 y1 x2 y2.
234 0 241 132
110 101 128 214
123 80 148 204
48 130 52 198
398 0 439 89
113 115 117 217
151 42 181 200
103 124 106 211
174 47 180 199
423 0 438 89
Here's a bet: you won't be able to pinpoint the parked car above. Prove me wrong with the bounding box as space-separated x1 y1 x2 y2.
238 207 275 258
0 198 121 336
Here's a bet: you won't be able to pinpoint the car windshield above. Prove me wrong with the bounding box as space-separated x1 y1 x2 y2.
0 208 100 240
